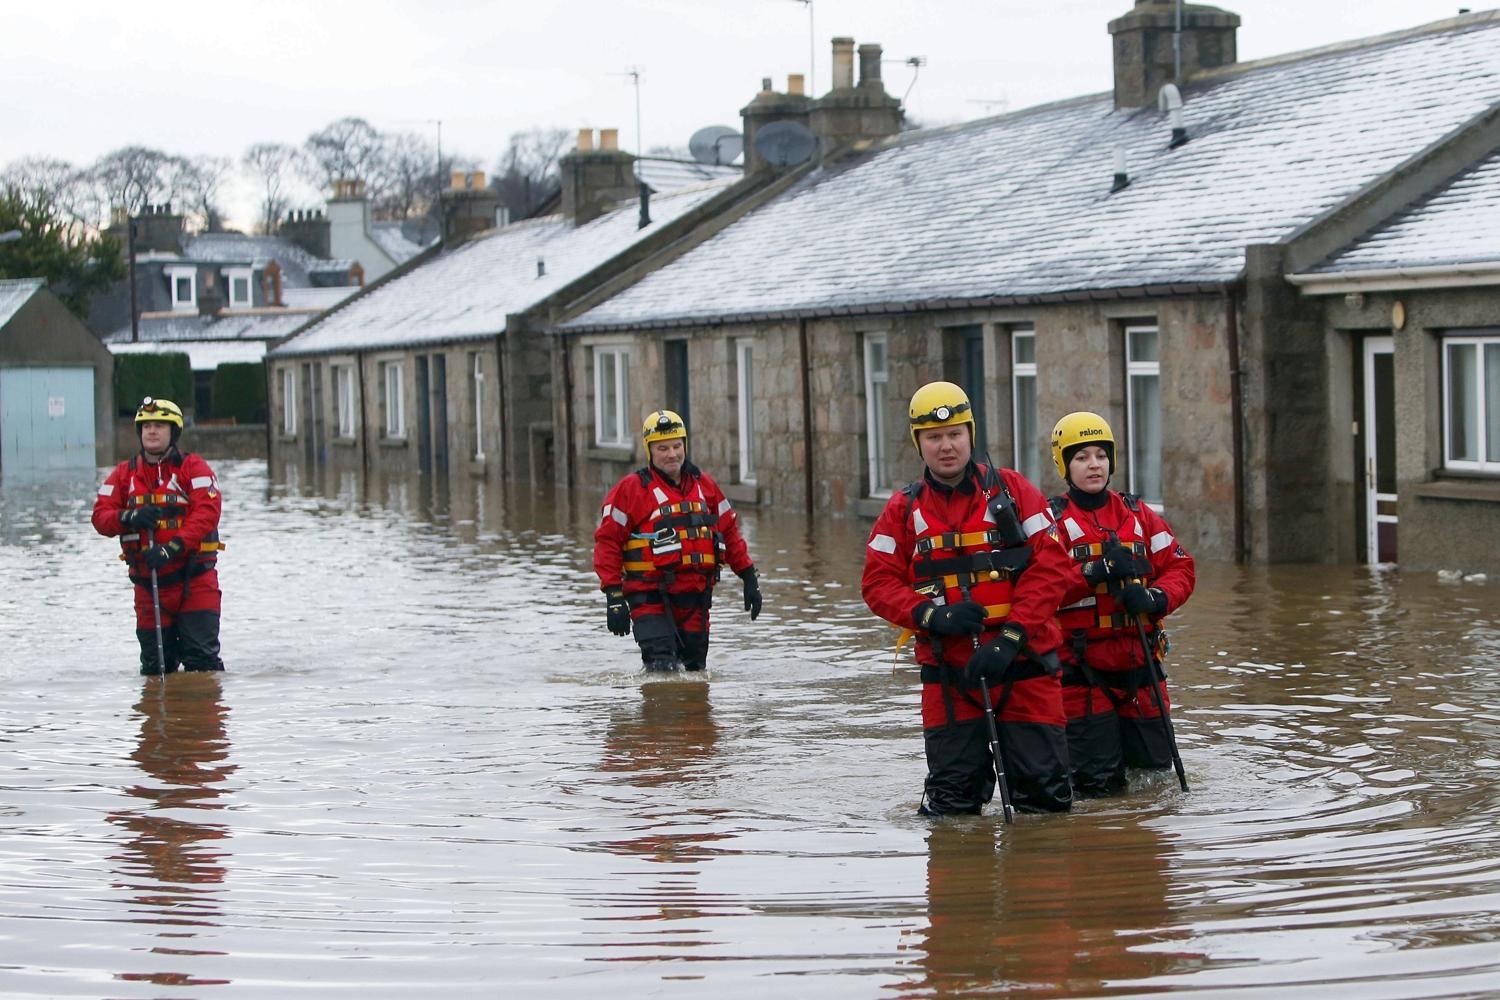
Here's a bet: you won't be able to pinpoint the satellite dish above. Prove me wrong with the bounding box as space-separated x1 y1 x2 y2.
753 120 816 168
688 125 744 166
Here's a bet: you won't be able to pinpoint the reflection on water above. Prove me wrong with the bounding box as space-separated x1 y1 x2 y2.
2 459 1500 997
109 674 233 987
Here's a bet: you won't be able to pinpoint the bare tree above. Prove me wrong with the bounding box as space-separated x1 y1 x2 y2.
374 130 438 221
304 116 385 197
0 157 97 236
87 146 178 216
243 142 302 235
492 127 570 220
175 155 234 232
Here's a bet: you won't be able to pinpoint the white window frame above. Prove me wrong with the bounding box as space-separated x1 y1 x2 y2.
735 338 756 483
381 359 406 439
864 332 890 497
1125 323 1163 508
165 265 197 312
1442 332 1500 473
280 366 297 436
1010 326 1039 484
334 364 356 439
225 267 253 308
593 344 631 448
471 351 486 460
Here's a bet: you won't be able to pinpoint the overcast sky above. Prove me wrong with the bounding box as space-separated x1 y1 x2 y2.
1 0 1477 229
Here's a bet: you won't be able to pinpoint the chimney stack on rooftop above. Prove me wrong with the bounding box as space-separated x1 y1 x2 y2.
441 170 502 244
808 36 902 161
1108 0 1240 110
560 128 637 226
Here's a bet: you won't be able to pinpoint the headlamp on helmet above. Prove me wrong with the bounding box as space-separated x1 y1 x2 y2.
642 408 687 447
907 381 976 450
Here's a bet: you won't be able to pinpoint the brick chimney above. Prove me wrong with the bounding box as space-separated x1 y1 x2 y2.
441 170 503 244
133 203 185 253
559 128 638 226
740 75 814 174
1109 0 1240 110
280 208 331 258
809 37 902 161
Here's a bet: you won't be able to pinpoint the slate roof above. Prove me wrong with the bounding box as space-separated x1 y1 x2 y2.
565 13 1500 332
109 339 268 369
271 178 737 357
1311 148 1500 273
370 222 432 265
180 234 354 287
103 312 316 346
637 154 742 194
0 279 44 327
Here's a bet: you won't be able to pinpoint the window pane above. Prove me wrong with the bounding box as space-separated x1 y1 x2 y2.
1447 343 1476 462
1487 344 1500 464
1130 373 1162 501
1128 327 1159 363
600 353 619 443
175 277 191 302
1014 373 1039 484
232 277 249 303
1013 331 1035 365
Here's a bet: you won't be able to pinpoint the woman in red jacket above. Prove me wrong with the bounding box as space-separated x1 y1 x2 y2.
862 382 1074 816
92 397 225 676
1048 412 1194 796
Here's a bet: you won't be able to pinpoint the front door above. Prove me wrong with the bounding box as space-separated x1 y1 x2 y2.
1362 336 1397 563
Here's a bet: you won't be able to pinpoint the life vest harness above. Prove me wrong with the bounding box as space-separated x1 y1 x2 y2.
621 469 724 583
625 589 712 611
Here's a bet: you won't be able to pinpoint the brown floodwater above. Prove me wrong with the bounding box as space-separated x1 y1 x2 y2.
2 459 1499 998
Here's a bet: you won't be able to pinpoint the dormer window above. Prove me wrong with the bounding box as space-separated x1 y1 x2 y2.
164 265 197 312
225 267 253 308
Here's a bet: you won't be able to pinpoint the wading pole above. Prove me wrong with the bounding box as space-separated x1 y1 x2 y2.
146 527 167 678
1135 616 1188 793
961 580 1015 824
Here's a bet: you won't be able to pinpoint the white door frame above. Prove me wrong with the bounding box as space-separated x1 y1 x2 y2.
1362 336 1396 563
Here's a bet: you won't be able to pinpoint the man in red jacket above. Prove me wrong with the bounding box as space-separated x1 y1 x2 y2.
593 409 761 671
92 397 225 676
1048 411 1194 795
862 381 1074 816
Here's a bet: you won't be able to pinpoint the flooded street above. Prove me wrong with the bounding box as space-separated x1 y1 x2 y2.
3 459 1500 998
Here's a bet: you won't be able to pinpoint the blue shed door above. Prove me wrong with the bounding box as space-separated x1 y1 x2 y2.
0 367 97 472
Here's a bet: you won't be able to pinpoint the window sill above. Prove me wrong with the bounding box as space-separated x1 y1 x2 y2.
1411 478 1500 503
379 437 409 449
724 481 760 505
332 437 358 448
586 446 635 463
276 433 297 443
850 496 890 519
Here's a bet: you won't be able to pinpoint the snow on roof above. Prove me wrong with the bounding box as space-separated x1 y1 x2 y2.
1312 148 1500 273
566 15 1500 331
103 311 314 345
282 286 358 311
109 339 266 370
0 278 45 327
370 221 433 265
637 155 742 194
272 178 736 357
181 233 352 287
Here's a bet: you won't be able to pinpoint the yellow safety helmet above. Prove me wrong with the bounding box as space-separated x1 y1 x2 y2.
908 381 974 450
135 396 184 430
1050 411 1114 481
642 409 687 447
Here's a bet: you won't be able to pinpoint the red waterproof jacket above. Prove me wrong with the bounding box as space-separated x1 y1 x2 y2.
594 463 752 609
1051 490 1195 672
92 449 224 589
862 464 1074 669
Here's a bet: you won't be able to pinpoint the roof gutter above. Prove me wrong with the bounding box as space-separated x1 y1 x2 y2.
1287 261 1500 295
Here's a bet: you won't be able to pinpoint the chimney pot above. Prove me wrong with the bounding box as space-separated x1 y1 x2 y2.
831 37 855 90
761 76 773 92
858 43 883 86
471 169 486 188
600 128 619 151
787 73 805 96
451 171 465 189
577 128 595 152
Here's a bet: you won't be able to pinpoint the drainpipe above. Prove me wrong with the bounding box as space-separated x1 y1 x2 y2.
799 318 814 518
1225 284 1246 563
494 333 508 480
561 332 576 490
357 350 370 479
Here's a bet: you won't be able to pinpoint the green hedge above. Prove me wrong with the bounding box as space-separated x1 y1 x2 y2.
115 353 192 417
211 362 267 423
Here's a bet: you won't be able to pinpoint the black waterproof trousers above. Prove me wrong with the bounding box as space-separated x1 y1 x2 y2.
136 610 225 675
632 612 710 671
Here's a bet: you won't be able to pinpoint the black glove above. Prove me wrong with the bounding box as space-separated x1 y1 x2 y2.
1082 541 1144 585
143 537 185 571
739 567 762 621
964 623 1027 686
1121 583 1168 616
605 588 631 636
119 504 165 530
916 600 985 637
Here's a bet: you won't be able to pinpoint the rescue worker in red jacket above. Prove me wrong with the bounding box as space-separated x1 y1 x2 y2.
593 409 762 671
862 382 1075 816
91 397 226 676
1048 411 1195 796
